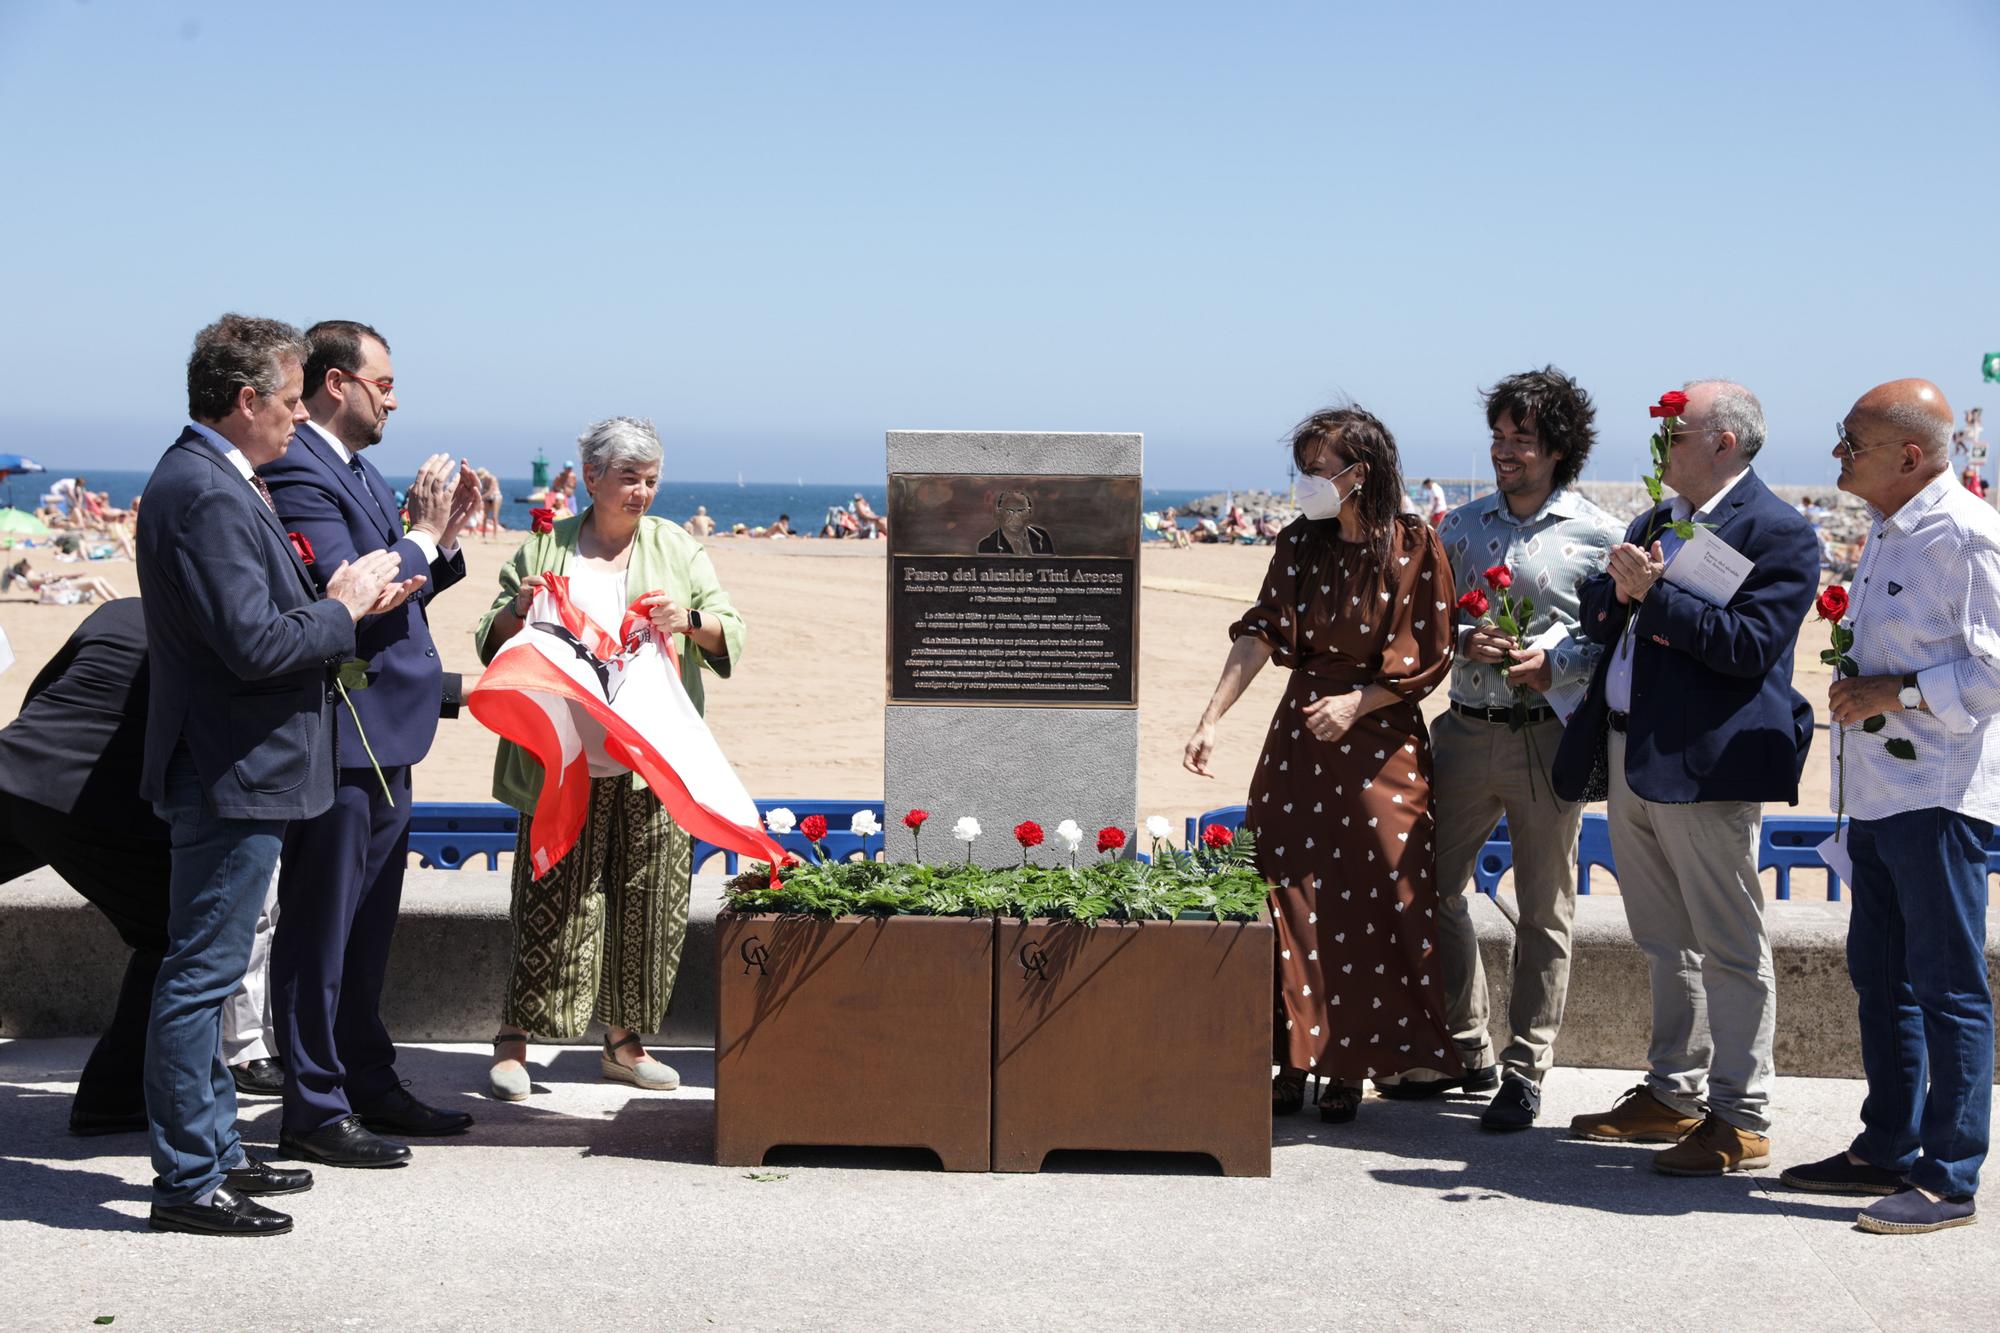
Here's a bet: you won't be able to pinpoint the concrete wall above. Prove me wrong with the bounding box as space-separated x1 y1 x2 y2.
7 868 1998 1080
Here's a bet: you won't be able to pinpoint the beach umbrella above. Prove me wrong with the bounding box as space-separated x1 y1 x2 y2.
0 507 51 537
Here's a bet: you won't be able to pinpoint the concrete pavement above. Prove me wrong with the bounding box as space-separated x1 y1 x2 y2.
2 1039 1995 1331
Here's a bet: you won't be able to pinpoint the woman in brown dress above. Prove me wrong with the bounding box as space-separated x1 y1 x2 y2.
1183 406 1457 1122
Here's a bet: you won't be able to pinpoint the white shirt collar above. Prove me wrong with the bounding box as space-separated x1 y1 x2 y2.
1671 467 1750 523
301 417 354 465
186 421 256 482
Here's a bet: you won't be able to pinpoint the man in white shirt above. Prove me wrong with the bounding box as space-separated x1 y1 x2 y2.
1778 379 2000 1235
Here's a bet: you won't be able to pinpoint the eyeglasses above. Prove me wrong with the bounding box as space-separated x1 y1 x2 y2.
335 369 395 397
1834 424 1904 460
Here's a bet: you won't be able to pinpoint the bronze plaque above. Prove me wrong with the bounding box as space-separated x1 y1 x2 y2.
887 474 1140 706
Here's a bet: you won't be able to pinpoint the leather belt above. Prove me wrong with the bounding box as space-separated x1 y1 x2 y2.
1450 700 1557 726
1607 709 1630 733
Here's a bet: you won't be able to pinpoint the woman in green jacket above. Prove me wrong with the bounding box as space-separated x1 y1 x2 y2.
478 417 745 1102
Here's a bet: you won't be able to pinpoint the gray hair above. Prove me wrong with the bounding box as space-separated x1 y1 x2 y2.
1685 379 1767 460
187 313 307 421
1882 400 1954 458
576 416 664 479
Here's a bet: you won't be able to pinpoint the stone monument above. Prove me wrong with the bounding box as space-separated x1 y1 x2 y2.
883 431 1142 866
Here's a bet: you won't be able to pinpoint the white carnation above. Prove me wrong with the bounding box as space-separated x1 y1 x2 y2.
1145 815 1173 840
952 816 982 843
1054 819 1083 851
764 807 796 835
849 810 881 837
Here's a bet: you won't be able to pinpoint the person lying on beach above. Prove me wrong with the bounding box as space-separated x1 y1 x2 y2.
2 557 122 604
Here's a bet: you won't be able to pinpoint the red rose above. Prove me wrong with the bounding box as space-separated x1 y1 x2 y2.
286 531 315 566
800 814 828 843
903 809 929 829
1201 823 1233 850
1096 826 1126 854
1013 820 1044 849
1457 588 1490 618
1816 585 1850 622
1650 390 1690 419
530 506 555 534
1482 564 1513 592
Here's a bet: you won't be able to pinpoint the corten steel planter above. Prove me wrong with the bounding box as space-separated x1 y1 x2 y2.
992 913 1273 1177
714 911 994 1171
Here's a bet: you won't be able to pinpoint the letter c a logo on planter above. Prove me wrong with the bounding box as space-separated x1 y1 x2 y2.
1019 939 1050 983
740 936 770 976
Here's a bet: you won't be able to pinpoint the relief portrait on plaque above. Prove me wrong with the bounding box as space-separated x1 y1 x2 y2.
889 475 1137 559
975 489 1055 555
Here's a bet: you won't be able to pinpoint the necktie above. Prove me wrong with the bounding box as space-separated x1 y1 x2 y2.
250 474 277 514
350 457 389 521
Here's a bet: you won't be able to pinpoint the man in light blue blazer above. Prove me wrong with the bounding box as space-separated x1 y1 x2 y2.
136 314 417 1238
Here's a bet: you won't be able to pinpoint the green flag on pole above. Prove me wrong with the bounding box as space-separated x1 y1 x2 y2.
1984 351 2000 383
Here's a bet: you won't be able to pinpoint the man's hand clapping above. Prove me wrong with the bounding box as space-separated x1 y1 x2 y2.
1608 540 1666 605
327 550 422 623
441 460 483 548
403 453 461 542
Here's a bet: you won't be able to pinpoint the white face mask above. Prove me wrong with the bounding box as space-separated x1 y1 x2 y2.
1297 462 1360 521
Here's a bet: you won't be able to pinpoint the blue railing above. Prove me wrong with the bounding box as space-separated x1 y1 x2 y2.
1187 806 1866 902
407 802 1152 876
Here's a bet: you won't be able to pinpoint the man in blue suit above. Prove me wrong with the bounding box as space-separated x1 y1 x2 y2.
138 314 416 1236
261 320 483 1168
1553 379 1818 1176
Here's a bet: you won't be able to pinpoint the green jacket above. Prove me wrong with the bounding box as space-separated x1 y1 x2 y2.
475 510 746 813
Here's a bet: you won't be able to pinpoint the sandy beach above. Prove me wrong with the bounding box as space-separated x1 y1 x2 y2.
0 534 1843 873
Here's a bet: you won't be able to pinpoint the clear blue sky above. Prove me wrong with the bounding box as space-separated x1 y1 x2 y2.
1 0 1995 489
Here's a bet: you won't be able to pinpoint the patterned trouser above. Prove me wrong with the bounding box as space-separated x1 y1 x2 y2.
501 776 693 1039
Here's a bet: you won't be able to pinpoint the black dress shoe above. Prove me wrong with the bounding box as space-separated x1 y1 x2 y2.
355 1082 474 1137
232 1058 285 1098
1480 1073 1542 1131
1375 1063 1501 1101
149 1185 293 1237
224 1154 314 1196
279 1115 412 1168
69 1106 149 1137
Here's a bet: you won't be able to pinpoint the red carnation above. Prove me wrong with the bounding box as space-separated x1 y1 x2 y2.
1201 823 1233 850
530 506 556 534
287 531 315 566
1816 585 1850 622
800 814 828 843
1096 826 1127 854
903 809 928 829
1482 564 1513 592
1457 588 1490 619
1013 820 1044 848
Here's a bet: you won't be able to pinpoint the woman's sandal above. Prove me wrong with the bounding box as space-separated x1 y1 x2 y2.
488 1032 531 1103
600 1032 681 1091
1272 1068 1312 1116
1318 1082 1363 1124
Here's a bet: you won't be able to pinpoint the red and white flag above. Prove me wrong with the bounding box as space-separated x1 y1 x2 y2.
467 576 787 879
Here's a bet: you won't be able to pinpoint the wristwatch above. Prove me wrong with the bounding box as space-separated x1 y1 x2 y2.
1899 672 1923 711
688 609 703 632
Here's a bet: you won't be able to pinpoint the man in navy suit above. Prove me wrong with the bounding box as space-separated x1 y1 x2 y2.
138 314 416 1236
1553 379 1818 1176
260 320 484 1168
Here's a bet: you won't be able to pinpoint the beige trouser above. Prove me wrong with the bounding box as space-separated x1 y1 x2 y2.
1606 731 1774 1134
1432 710 1580 1081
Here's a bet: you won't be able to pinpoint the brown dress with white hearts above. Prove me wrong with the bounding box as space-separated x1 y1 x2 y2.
1229 514 1458 1081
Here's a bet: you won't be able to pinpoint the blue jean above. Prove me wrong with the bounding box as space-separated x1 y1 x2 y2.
144 752 285 1205
1846 807 1994 1199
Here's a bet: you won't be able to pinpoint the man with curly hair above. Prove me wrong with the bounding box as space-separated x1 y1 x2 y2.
1415 367 1621 1130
